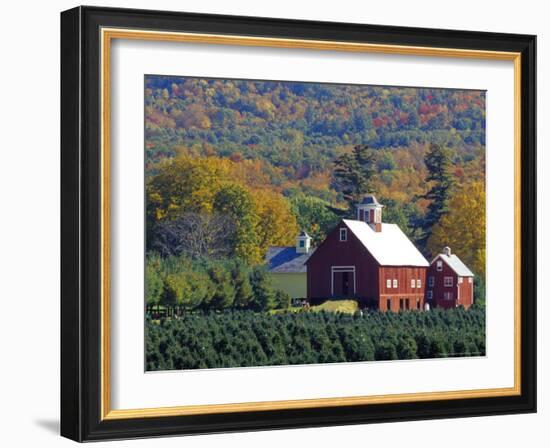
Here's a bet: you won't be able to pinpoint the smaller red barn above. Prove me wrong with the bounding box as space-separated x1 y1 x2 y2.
426 247 475 309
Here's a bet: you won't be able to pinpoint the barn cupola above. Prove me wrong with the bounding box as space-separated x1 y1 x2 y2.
357 194 384 232
296 230 312 254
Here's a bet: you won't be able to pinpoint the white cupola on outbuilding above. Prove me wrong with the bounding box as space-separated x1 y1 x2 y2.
296 230 312 254
357 194 384 232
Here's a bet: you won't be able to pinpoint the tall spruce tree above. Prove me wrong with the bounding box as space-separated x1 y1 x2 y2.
332 144 376 215
421 143 454 250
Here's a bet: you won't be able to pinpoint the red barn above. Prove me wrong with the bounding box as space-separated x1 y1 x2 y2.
426 247 475 309
305 195 429 311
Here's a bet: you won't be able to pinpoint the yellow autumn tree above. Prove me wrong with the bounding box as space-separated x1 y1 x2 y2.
251 189 299 255
427 181 486 278
146 155 234 221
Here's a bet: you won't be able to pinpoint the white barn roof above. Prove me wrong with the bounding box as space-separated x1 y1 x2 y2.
434 253 475 277
343 219 429 267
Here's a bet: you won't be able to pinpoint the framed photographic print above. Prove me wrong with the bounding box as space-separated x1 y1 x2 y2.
60 6 536 442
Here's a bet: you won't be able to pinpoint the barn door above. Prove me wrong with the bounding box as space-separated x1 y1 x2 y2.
331 266 356 297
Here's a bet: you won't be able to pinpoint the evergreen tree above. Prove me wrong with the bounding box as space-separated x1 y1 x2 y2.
332 144 376 215
160 274 181 314
207 265 235 309
249 267 276 311
145 254 164 312
375 339 398 360
145 307 486 370
186 270 212 309
232 263 254 309
396 335 418 359
473 277 486 308
274 289 291 310
421 143 454 249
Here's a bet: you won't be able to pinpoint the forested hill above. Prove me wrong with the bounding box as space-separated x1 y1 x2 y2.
145 76 486 178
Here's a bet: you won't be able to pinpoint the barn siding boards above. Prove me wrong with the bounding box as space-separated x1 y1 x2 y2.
379 266 427 311
306 221 379 302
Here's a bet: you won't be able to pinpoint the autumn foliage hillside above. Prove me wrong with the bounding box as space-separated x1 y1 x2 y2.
145 75 487 309
145 76 485 178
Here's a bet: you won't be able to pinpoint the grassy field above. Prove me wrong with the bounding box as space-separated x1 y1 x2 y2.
310 300 359 314
270 300 359 315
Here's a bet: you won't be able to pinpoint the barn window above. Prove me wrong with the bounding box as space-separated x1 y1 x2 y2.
468 277 473 283
399 299 404 310
444 276 453 287
416 279 422 288
416 299 421 309
405 298 410 309
339 228 347 241
386 299 391 310
410 279 415 288
436 260 443 271
458 277 463 284
428 276 435 287
444 292 453 300
386 279 392 289
393 279 398 288
299 240 305 248
427 291 433 300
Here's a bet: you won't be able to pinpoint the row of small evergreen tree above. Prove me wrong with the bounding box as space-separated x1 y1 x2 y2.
146 307 486 371
146 253 290 314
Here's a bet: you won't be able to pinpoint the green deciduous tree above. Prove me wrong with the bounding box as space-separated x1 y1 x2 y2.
213 183 261 264
289 194 340 245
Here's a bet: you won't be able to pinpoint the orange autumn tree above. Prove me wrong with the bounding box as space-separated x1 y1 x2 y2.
427 181 486 278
